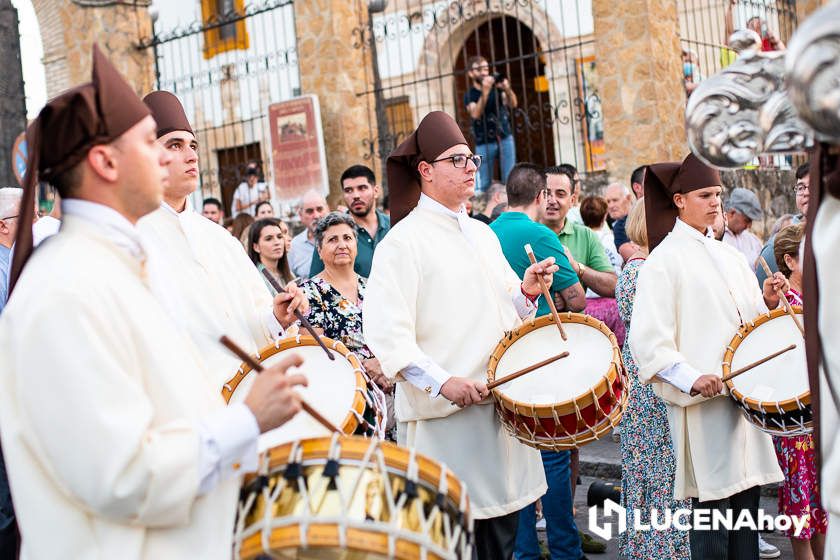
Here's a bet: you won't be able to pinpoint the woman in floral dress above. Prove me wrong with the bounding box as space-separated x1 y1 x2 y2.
617 200 691 559
773 223 826 560
300 212 393 438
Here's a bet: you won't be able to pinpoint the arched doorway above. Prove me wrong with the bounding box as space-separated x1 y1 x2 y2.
454 16 555 178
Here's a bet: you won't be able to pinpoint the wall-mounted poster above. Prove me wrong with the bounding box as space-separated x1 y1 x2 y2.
269 95 328 199
575 57 606 172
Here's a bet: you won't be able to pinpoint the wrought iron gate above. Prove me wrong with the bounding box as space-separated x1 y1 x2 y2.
139 0 300 216
350 0 602 187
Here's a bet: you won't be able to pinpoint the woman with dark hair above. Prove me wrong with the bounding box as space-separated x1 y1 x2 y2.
248 218 293 291
255 200 276 219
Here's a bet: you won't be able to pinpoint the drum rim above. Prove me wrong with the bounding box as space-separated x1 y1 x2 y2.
243 435 468 512
722 306 810 413
221 335 368 435
487 313 622 417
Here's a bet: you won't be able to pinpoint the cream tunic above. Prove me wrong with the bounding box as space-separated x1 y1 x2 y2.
812 196 840 556
0 216 239 560
630 220 782 501
362 206 546 519
138 205 279 389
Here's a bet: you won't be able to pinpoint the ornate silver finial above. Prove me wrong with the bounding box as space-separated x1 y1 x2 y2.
786 1 840 142
728 29 762 54
685 46 814 169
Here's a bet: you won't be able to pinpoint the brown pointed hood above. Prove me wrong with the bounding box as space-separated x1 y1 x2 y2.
143 90 193 138
8 44 150 296
644 153 722 251
386 111 468 225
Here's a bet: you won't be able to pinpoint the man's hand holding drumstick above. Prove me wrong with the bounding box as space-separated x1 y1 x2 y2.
441 256 559 408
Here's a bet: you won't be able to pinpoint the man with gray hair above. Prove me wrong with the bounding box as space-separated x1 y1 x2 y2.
473 181 507 224
0 187 25 314
289 189 330 279
604 182 633 224
723 187 764 267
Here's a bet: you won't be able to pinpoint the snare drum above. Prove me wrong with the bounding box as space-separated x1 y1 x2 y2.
723 307 811 436
233 435 472 560
223 335 386 444
488 313 627 450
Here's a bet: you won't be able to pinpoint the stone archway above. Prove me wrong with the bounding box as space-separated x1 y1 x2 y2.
410 2 580 169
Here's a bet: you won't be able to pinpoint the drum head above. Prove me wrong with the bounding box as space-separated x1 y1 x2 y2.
494 322 614 405
229 343 361 450
727 310 808 409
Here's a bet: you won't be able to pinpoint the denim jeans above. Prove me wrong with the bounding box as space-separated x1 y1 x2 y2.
475 134 516 193
515 450 582 560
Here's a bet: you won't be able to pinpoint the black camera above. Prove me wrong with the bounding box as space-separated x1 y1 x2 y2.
492 71 505 84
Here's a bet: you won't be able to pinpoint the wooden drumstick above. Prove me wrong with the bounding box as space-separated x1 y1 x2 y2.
487 352 570 390
758 256 805 337
219 335 342 433
721 343 797 383
260 268 335 360
524 244 567 341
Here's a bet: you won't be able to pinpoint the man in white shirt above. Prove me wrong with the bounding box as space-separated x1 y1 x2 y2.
630 153 785 560
0 45 306 560
232 164 269 216
723 187 764 267
363 111 556 559
138 90 308 390
288 189 329 279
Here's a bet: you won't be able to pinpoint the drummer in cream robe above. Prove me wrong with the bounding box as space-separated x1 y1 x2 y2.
362 111 551 558
804 144 840 558
630 153 785 560
0 46 307 560
138 91 307 390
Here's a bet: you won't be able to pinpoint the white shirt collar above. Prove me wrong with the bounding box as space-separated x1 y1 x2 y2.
417 193 467 219
417 193 478 246
61 199 146 261
674 217 714 241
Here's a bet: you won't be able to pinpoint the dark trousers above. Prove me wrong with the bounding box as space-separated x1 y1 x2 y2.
474 509 520 560
690 485 761 560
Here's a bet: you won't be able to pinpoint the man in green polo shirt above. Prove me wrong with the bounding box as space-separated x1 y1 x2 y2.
491 163 585 315
310 164 390 278
542 166 617 297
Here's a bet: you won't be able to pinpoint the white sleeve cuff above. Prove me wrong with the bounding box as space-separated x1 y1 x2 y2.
196 402 260 495
512 288 539 319
400 357 452 398
263 307 285 340
657 362 703 395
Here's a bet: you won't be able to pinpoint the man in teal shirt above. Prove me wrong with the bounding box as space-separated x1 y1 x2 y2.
309 165 390 278
492 164 586 559
491 164 584 315
542 166 617 297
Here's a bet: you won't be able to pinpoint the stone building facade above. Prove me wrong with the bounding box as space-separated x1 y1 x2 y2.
20 0 828 220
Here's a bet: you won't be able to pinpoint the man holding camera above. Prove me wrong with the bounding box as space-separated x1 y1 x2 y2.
464 56 518 193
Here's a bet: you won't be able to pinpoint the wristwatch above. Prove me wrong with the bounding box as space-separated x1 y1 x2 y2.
577 262 587 277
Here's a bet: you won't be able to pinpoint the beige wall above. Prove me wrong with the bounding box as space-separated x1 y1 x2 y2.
31 0 154 99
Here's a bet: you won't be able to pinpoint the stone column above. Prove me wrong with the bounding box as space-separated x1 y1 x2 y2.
796 0 828 25
31 0 155 99
592 0 687 185
294 0 370 203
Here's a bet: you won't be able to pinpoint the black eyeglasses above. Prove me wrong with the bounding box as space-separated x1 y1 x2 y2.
428 154 482 169
0 215 18 221
794 183 808 195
